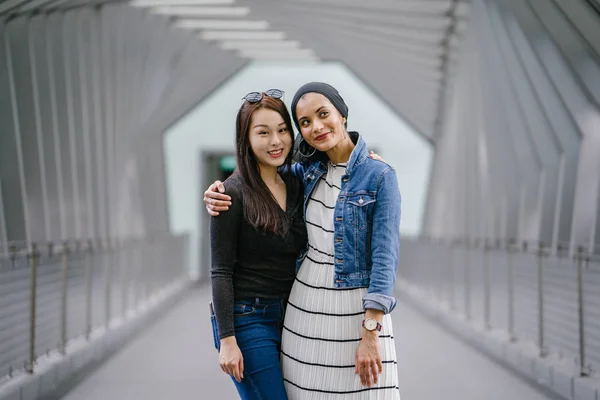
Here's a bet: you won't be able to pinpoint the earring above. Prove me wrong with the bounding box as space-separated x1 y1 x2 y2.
298 136 316 158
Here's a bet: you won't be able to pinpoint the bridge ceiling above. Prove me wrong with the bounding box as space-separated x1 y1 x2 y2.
0 0 127 16
0 0 470 143
239 0 471 143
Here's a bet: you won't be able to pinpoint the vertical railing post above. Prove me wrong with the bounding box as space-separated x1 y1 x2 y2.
60 241 70 354
85 239 93 339
435 239 442 302
105 237 112 329
130 238 140 311
464 237 471 320
156 236 161 297
146 236 158 301
576 246 589 376
449 239 456 310
484 238 491 330
442 239 448 304
9 245 17 268
145 236 151 302
556 242 564 259
26 243 39 373
507 238 516 342
537 242 547 358
118 238 127 319
121 238 128 319
48 242 54 258
161 237 167 291
135 238 142 310
157 236 162 295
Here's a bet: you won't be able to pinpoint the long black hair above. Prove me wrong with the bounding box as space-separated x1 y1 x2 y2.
233 94 295 235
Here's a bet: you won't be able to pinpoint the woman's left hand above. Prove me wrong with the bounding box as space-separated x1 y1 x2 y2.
369 151 387 163
355 331 383 387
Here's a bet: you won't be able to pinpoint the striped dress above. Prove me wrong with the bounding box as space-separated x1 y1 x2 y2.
281 161 401 399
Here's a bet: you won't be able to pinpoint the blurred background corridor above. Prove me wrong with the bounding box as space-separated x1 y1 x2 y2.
0 0 599 399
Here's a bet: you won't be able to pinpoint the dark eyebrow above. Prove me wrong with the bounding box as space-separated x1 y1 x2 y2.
252 122 286 130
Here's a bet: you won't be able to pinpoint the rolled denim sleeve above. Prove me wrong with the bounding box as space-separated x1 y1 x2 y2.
363 167 401 314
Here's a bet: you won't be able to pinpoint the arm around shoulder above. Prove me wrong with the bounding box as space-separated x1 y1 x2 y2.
291 162 307 180
210 177 244 339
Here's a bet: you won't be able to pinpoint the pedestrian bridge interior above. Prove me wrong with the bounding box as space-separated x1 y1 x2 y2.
0 0 599 399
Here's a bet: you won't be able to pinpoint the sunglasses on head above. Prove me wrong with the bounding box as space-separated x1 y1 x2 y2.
242 89 285 103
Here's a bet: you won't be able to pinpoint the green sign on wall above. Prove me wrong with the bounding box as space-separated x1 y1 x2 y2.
219 155 237 171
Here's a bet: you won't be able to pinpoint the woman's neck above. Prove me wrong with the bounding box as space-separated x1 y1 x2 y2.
326 134 355 164
259 165 282 186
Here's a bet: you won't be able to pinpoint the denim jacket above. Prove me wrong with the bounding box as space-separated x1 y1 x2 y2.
291 132 401 314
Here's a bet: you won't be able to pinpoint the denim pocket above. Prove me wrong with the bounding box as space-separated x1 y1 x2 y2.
348 193 376 232
233 303 256 317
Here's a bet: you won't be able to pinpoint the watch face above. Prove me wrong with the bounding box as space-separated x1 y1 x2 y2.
365 319 377 330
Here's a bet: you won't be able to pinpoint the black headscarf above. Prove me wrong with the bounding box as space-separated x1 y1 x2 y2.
291 82 348 131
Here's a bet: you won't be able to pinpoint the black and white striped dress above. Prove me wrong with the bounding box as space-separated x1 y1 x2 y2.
281 161 401 399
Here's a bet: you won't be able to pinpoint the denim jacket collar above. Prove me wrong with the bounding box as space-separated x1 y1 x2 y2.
345 131 368 175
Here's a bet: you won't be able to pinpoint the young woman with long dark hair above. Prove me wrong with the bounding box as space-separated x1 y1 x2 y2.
209 90 307 399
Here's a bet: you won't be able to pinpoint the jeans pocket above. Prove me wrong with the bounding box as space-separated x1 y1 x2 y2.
233 303 256 317
210 315 220 351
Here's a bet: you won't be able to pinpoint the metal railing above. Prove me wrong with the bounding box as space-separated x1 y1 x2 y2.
0 233 189 384
399 236 600 378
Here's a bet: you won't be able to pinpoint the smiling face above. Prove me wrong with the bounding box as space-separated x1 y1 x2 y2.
295 93 347 152
248 107 292 171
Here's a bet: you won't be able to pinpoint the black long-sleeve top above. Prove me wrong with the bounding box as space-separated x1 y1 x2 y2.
210 172 307 339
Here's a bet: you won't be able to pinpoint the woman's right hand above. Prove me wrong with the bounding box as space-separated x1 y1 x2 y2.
219 336 244 382
204 180 232 216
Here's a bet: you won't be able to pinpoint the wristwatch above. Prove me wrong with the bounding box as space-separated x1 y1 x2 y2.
362 318 382 332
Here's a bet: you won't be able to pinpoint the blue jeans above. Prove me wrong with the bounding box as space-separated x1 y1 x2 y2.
212 298 288 400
